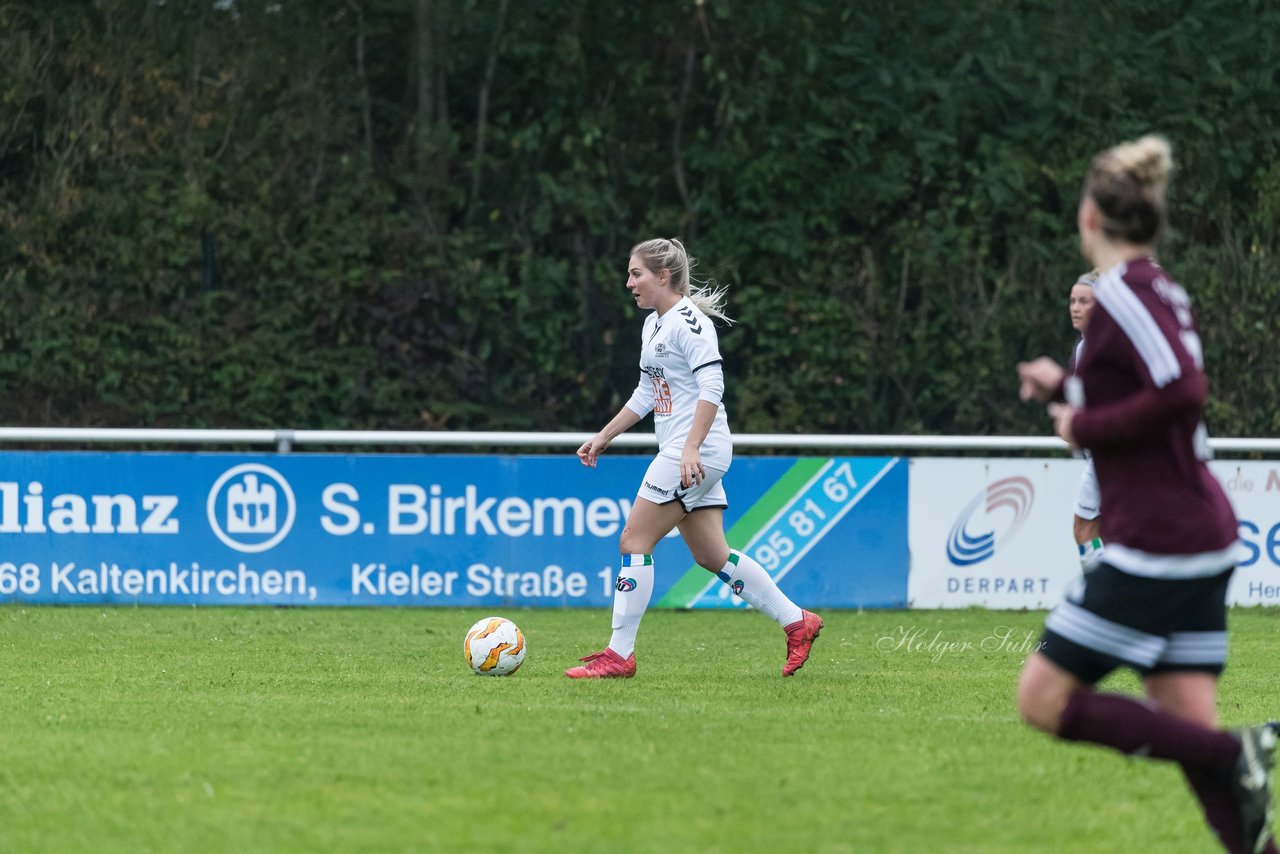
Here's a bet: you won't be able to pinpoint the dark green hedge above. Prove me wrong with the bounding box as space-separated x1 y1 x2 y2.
2 0 1278 437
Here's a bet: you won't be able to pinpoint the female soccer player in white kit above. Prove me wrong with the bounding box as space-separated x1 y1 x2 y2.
1066 269 1104 570
566 238 823 679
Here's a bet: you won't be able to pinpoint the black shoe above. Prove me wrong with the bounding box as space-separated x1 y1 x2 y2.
1231 723 1279 854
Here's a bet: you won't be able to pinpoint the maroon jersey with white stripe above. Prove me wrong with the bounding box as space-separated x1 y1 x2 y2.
1068 257 1238 577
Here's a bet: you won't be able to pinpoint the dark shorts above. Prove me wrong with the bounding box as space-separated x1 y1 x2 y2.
1038 562 1235 685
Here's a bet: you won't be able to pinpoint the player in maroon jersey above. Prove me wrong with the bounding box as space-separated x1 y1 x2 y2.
1016 135 1276 853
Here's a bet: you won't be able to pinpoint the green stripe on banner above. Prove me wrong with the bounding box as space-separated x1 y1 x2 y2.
654 457 829 608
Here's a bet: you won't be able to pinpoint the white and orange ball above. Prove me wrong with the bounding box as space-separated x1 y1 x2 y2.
463 616 526 676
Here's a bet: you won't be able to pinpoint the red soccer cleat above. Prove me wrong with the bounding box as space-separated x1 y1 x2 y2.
564 648 637 679
782 610 824 676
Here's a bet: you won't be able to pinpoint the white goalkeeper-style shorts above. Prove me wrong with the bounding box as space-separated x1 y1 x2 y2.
636 455 728 513
1074 458 1100 520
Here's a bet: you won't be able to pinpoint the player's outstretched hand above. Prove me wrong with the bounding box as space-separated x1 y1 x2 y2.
1017 357 1065 403
1048 402 1079 450
577 434 609 469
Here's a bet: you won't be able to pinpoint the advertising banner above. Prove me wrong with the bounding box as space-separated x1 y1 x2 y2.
0 452 909 609
1217 461 1280 606
908 459 1084 609
908 458 1280 609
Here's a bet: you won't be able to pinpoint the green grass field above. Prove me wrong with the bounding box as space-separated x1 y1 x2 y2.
2 605 1276 853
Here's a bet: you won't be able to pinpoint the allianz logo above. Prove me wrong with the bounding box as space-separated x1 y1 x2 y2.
0 464 295 554
0 481 179 533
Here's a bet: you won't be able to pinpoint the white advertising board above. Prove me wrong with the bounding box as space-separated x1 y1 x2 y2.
1216 461 1280 606
908 458 1083 608
908 458 1280 609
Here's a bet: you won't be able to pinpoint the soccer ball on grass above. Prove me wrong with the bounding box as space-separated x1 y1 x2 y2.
463 616 526 676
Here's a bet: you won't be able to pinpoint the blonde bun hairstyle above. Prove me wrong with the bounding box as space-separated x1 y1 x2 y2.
1085 134 1173 244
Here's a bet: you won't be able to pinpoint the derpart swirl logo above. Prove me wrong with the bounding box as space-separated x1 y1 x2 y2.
945 476 1035 566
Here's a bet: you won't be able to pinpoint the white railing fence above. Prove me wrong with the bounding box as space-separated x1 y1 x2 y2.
0 427 1277 454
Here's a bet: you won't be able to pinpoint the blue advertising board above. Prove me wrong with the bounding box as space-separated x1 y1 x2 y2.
0 452 908 608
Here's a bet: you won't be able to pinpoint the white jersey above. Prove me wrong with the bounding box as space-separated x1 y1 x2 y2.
1066 337 1094 469
625 296 732 471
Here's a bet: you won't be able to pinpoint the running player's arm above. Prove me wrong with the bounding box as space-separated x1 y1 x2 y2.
577 373 650 468
622 369 655 421
594 404 645 444
1017 357 1066 403
1071 373 1205 449
687 360 724 449
686 400 718 449
672 312 724 483
680 361 723 485
1071 299 1206 449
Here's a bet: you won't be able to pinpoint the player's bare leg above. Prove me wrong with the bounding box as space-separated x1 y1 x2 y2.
679 508 821 676
566 498 683 679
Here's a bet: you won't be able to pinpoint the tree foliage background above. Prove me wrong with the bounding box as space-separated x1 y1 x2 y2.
2 0 1277 437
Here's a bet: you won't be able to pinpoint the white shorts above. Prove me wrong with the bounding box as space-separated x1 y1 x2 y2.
636 455 728 512
1074 459 1101 520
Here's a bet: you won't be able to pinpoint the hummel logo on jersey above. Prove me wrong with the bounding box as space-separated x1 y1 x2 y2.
678 306 703 334
644 481 671 497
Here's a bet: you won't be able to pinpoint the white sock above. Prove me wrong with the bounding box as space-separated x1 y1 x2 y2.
1078 537 1105 572
608 554 654 658
716 550 803 628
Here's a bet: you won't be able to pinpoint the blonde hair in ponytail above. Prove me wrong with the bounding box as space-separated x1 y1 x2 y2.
630 237 734 325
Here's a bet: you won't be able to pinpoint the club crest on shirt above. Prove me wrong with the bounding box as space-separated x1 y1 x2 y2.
653 341 669 358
